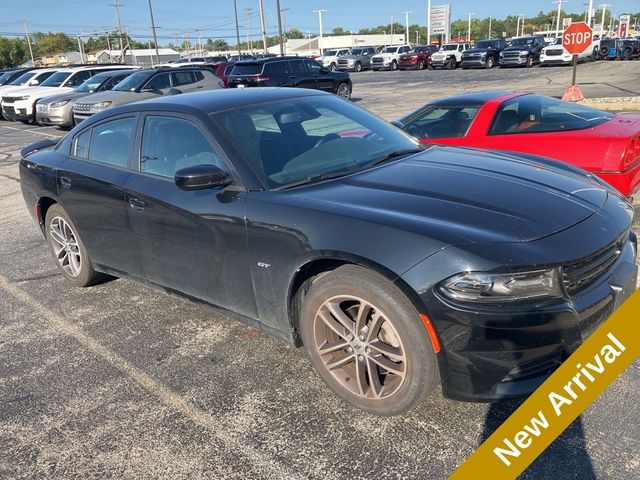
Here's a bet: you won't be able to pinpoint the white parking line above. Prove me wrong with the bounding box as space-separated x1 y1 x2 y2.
0 274 306 480
0 125 62 139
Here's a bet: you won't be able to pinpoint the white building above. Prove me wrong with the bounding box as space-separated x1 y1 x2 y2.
96 48 181 65
266 34 408 56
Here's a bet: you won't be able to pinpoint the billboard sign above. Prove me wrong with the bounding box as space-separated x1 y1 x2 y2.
619 14 631 38
430 4 451 36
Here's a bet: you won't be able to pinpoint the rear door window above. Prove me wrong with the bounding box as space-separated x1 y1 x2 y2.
289 60 308 74
65 70 92 88
172 71 196 86
87 117 136 167
144 73 171 90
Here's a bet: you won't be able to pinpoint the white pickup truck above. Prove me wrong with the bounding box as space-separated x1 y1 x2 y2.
370 45 412 71
319 48 351 71
429 43 471 70
540 37 600 65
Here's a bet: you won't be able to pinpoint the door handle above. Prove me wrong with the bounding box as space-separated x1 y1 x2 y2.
60 176 72 189
128 196 146 213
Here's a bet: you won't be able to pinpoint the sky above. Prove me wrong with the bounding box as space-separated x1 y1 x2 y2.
0 0 638 43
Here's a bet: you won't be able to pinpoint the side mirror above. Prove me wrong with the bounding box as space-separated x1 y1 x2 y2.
31 79 39 85
141 87 160 94
390 120 404 129
174 164 232 191
168 88 182 95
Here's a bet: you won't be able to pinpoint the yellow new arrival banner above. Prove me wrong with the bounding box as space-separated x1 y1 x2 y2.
451 290 640 479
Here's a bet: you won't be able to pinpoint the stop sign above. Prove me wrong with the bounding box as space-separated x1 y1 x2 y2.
562 22 593 55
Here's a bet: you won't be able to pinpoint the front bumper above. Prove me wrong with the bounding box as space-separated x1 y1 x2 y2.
400 196 637 401
36 105 73 126
371 59 393 70
541 54 573 65
500 55 529 66
73 111 94 124
430 56 452 67
461 57 487 67
398 59 421 69
2 100 33 121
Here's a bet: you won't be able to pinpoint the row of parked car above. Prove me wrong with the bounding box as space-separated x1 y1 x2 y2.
317 36 640 72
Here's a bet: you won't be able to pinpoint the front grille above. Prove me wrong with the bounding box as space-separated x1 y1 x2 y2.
464 53 483 58
562 237 624 295
338 59 349 65
502 51 521 58
2 96 20 103
74 103 92 112
2 105 15 114
546 49 564 56
372 57 383 63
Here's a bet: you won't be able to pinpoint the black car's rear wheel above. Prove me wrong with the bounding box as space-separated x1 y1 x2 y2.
300 265 438 415
336 82 351 99
45 204 100 287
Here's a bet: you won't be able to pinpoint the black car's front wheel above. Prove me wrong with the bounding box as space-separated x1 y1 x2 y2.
485 57 494 68
300 265 439 415
45 204 100 287
336 82 351 100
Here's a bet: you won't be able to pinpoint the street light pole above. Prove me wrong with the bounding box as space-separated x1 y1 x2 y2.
147 0 160 65
402 11 411 44
258 0 268 54
466 12 474 42
587 0 594 26
23 19 35 64
599 4 609 36
233 0 241 55
553 0 566 37
276 0 285 55
313 9 326 54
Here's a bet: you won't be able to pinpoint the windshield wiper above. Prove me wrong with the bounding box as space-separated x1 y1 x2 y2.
279 170 354 190
364 148 423 168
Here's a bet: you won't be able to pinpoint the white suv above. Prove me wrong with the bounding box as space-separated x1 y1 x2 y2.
371 45 412 71
540 37 600 65
319 48 351 71
0 68 60 119
430 43 471 70
1 65 132 123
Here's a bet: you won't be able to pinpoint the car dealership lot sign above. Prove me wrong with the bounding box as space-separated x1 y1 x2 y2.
561 22 593 102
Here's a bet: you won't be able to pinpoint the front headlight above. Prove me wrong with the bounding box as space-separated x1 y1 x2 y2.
93 101 112 109
520 50 529 55
439 269 562 303
50 100 70 108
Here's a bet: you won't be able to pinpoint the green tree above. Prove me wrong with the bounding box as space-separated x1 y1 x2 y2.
32 32 75 56
0 37 27 67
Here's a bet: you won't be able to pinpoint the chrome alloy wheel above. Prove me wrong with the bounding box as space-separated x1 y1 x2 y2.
336 83 350 99
313 295 407 400
49 216 82 277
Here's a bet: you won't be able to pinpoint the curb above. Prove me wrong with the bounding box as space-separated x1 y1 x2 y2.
578 96 640 111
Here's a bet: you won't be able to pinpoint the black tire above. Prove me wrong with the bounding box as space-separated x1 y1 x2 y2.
526 55 533 67
390 60 398 71
372 68 379 72
427 63 434 70
335 82 351 100
485 57 494 68
417 59 425 70
329 62 336 71
299 265 439 415
45 204 101 287
446 57 456 70
355 62 362 72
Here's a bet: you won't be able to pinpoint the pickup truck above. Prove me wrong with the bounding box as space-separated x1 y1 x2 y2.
540 36 600 65
429 43 471 70
371 45 412 71
336 47 378 72
461 39 508 69
319 48 351 71
398 45 439 70
499 36 546 67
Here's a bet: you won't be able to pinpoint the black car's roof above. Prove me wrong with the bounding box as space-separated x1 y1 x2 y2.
108 87 328 116
431 91 513 106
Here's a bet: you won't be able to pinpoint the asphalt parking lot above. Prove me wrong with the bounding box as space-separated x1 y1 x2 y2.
1 63 639 479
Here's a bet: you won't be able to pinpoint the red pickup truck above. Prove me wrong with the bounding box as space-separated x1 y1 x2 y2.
398 45 440 70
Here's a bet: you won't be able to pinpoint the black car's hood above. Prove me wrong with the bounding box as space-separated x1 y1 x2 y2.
289 146 608 245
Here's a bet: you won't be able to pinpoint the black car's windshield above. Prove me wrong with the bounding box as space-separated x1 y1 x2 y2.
10 71 36 85
40 71 72 87
511 38 535 47
112 70 153 91
76 75 107 92
476 40 494 49
211 95 421 189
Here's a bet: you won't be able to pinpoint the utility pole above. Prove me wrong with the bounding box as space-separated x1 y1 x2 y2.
389 12 395 37
111 0 124 61
258 0 268 53
312 9 326 54
105 32 112 61
23 19 34 65
427 0 432 44
402 11 411 44
466 12 474 42
244 8 254 52
599 4 609 36
488 16 492 38
281 7 290 46
276 0 285 55
233 0 241 55
553 0 566 37
147 0 160 64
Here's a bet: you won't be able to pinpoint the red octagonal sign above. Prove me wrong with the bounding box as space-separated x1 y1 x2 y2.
562 22 593 55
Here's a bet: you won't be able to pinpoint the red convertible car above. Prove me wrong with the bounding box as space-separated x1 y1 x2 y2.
395 91 640 197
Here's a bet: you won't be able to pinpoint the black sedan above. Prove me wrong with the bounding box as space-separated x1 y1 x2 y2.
19 88 637 415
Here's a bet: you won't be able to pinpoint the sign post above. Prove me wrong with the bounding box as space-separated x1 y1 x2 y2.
561 22 593 102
